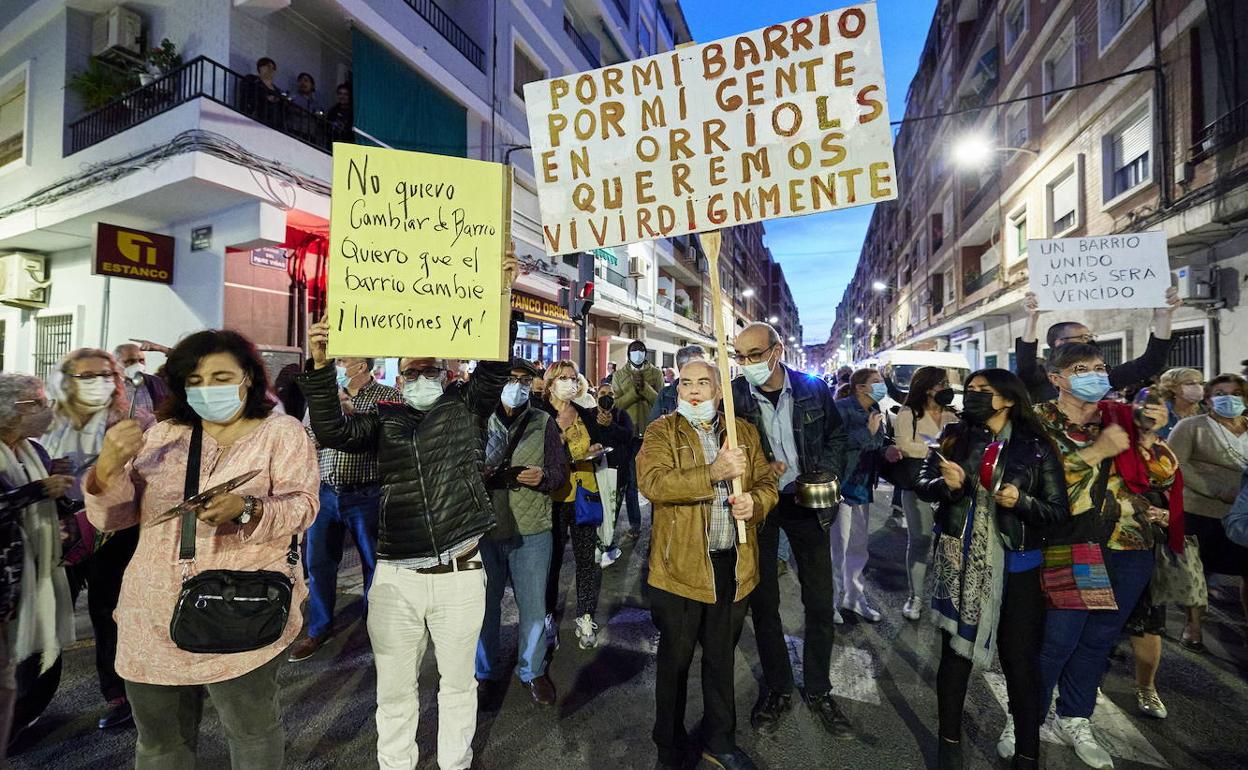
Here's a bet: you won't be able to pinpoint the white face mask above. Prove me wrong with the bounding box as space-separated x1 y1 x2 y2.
552 380 580 402
676 398 717 425
1180 383 1204 403
629 350 646 366
123 363 145 381
501 382 531 409
402 377 444 411
741 346 778 387
75 377 114 409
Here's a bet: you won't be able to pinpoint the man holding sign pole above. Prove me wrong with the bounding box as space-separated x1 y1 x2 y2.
299 250 517 770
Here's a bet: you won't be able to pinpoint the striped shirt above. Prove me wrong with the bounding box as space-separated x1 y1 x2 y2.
318 380 401 486
689 416 736 551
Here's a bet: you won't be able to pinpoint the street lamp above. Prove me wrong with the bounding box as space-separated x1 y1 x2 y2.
950 133 1040 168
767 315 779 324
871 280 891 292
853 317 864 325
742 288 755 298
787 336 796 343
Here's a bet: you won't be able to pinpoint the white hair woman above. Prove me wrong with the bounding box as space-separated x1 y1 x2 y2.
0 373 74 752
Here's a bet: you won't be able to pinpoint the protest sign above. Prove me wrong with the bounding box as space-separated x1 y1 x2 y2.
1027 231 1170 311
326 143 512 360
523 2 897 255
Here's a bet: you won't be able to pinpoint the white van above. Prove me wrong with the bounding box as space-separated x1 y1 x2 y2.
855 349 973 419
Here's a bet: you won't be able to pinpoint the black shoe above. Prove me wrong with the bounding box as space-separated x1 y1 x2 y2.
749 690 792 734
700 747 759 770
936 739 963 770
1011 755 1038 770
806 691 854 740
98 697 133 730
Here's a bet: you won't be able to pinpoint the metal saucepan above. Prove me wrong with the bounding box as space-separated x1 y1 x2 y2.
795 470 842 509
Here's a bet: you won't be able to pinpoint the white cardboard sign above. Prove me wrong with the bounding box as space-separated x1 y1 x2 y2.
523 3 898 255
1028 231 1170 310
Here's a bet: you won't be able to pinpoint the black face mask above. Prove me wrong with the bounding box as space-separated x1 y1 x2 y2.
933 388 955 407
961 390 1000 424
598 395 615 411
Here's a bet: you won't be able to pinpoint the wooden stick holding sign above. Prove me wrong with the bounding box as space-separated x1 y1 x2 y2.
701 229 748 545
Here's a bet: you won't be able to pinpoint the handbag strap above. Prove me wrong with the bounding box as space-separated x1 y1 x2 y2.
498 411 534 470
179 422 204 562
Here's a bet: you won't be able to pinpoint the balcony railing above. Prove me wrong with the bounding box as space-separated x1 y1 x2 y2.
611 0 630 23
401 0 485 71
564 16 600 68
67 56 337 155
659 5 676 42
1190 99 1248 163
963 264 1000 296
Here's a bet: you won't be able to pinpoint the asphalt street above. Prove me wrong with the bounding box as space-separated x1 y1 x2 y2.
9 491 1248 770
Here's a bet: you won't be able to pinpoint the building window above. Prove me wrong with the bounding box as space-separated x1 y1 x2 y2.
34 314 74 382
1005 100 1029 147
1099 0 1147 52
1004 0 1027 55
942 196 954 241
1043 29 1076 114
1104 105 1152 201
513 45 545 101
639 19 653 56
1165 327 1205 371
943 266 956 303
1009 209 1028 263
985 353 999 369
1097 338 1124 368
1048 164 1080 235
0 65 28 172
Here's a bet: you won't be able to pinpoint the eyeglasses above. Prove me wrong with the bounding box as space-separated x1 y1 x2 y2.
554 375 578 382
400 367 445 381
67 372 113 381
1057 333 1097 344
507 376 534 386
731 343 775 365
1065 364 1109 376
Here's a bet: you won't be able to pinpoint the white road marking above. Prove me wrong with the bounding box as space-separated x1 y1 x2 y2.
983 672 1169 768
787 636 882 705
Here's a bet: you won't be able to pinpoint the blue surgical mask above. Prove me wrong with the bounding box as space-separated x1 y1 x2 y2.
1211 394 1245 419
868 382 888 402
335 365 351 389
402 377 444 411
501 382 530 409
185 384 245 423
676 398 717 425
1068 372 1112 403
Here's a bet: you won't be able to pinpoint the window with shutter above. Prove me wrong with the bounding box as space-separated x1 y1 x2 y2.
1107 108 1151 198
513 46 545 100
1045 38 1076 112
0 67 26 171
1049 169 1079 234
1005 0 1026 54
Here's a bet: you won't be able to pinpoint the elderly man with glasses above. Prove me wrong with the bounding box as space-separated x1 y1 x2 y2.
298 252 517 770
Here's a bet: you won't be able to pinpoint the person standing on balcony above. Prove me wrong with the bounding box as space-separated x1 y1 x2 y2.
243 57 284 130
730 323 853 740
1014 288 1182 403
288 357 400 663
291 72 319 113
327 83 353 144
612 340 664 540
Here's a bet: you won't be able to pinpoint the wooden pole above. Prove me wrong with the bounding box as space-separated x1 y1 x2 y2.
701 230 747 544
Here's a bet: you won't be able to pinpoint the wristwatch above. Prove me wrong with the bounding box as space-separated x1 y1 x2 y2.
234 495 257 526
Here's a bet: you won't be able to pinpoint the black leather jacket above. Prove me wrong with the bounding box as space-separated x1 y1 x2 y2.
299 359 508 560
732 365 848 481
915 423 1069 551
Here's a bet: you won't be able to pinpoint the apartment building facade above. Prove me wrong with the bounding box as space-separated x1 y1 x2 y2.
829 0 1248 381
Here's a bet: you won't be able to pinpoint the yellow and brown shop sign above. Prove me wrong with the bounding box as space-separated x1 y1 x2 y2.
94 223 174 284
511 290 572 328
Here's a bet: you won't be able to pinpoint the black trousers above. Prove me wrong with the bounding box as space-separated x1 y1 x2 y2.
546 501 602 618
936 566 1044 760
651 551 748 765
68 525 139 702
749 494 838 696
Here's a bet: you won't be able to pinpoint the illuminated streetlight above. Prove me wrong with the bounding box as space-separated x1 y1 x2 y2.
871 281 890 292
742 288 755 298
767 315 779 324
951 133 993 168
788 336 796 343
853 317 864 325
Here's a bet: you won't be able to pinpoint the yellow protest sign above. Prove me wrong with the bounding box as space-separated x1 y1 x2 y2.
326 143 512 360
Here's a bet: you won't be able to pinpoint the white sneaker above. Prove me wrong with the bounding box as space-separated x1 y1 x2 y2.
902 596 922 620
833 608 844 625
574 614 599 649
544 613 559 650
843 600 882 622
599 546 621 568
1056 716 1114 769
997 715 1015 760
1136 687 1168 719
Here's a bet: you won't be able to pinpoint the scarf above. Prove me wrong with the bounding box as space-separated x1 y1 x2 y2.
1099 401 1185 553
41 409 110 502
0 440 74 674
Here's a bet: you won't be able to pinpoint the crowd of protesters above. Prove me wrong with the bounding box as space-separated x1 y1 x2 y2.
0 256 1245 770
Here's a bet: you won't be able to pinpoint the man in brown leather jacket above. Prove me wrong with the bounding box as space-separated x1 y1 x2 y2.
638 360 778 770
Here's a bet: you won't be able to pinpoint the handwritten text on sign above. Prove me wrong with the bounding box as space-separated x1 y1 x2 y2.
327 144 511 360
1027 231 1170 310
524 3 897 255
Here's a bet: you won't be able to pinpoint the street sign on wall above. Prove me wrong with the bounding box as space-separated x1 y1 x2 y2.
524 3 898 255
94 223 174 284
1027 231 1170 311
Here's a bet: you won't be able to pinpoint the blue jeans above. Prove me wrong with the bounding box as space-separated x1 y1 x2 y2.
619 441 643 533
476 531 553 683
306 483 380 639
1038 548 1155 718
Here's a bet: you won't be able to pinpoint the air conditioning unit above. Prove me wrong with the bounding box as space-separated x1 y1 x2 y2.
628 256 648 277
0 252 51 308
91 6 143 60
1173 265 1215 303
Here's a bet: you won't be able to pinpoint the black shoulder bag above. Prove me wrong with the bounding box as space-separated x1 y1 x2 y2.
170 422 298 654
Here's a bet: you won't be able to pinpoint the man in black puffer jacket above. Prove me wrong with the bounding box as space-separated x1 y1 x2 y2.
298 253 516 770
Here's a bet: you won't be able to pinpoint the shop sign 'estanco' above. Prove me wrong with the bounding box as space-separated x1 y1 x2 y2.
94 222 175 284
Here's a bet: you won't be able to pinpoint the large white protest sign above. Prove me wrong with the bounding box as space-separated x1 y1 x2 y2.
1028 231 1170 310
523 3 897 255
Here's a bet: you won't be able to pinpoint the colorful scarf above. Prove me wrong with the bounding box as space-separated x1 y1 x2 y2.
1099 401 1185 553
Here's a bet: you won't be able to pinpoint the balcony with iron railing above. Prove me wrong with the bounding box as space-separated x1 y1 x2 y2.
962 263 999 296
1190 99 1248 163
66 56 338 155
564 16 601 68
401 0 486 71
